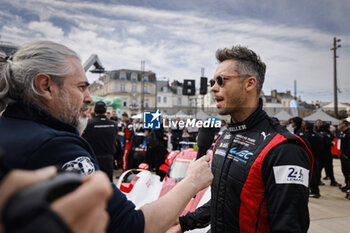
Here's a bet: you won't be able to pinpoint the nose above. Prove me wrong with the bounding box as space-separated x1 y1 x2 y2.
84 90 93 105
210 82 219 93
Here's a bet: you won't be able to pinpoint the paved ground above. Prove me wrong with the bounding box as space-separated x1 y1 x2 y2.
309 159 350 232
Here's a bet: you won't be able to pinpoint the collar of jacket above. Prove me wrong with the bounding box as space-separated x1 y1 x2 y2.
95 115 107 120
227 98 267 133
3 100 79 135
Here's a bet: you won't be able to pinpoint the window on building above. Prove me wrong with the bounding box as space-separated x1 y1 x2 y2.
132 84 136 92
178 97 182 106
143 75 148 82
132 98 137 106
120 84 125 92
163 96 167 103
283 100 287 107
163 86 168 92
145 99 149 108
123 98 127 107
120 72 127 80
177 88 181 95
131 72 137 81
157 96 161 103
144 86 147 92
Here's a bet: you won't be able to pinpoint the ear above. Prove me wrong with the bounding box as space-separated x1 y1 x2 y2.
245 76 257 92
34 73 54 100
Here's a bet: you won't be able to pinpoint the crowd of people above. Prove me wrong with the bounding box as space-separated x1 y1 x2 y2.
0 40 350 233
86 98 350 202
286 117 350 198
84 109 230 180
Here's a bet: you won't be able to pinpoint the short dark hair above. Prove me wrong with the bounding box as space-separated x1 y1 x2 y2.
291 117 303 128
215 45 266 94
94 101 107 114
341 120 349 127
122 112 128 117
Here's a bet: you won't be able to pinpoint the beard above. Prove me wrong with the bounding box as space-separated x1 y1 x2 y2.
54 89 88 134
77 115 88 135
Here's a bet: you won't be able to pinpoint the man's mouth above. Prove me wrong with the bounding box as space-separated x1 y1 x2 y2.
81 105 88 112
214 96 224 105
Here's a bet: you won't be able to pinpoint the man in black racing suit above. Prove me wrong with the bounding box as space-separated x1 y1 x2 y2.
167 46 313 233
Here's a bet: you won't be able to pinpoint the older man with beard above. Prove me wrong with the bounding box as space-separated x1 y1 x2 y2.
0 41 213 233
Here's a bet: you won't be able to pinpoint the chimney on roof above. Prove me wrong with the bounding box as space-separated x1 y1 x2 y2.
271 90 277 98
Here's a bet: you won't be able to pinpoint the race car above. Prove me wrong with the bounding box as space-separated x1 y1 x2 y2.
116 146 212 233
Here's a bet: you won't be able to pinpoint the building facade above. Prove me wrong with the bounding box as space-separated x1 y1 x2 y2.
89 69 157 116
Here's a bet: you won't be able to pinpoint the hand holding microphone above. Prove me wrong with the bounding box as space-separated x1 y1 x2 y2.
196 126 216 160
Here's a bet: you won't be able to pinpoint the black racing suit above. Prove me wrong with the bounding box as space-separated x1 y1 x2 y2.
180 101 312 233
123 120 134 170
340 128 350 186
319 130 337 183
304 131 323 195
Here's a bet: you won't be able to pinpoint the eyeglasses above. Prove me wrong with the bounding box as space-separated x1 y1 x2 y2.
209 73 251 87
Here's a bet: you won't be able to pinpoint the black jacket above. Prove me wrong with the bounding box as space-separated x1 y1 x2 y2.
340 128 350 157
0 101 144 233
83 116 118 156
180 100 312 233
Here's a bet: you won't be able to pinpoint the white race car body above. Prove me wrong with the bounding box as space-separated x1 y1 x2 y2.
116 169 163 209
116 147 211 233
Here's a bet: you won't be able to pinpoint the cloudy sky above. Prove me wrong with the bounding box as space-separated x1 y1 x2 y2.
1 0 349 103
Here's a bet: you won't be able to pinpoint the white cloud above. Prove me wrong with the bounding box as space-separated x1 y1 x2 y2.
28 21 65 39
127 25 147 34
1 0 349 102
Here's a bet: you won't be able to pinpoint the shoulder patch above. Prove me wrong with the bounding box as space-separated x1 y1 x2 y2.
62 156 95 176
273 165 309 187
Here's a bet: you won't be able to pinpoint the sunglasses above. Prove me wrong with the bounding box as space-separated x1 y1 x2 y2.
209 74 251 87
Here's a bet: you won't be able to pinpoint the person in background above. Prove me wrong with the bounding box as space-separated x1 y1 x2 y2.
290 117 305 136
163 118 173 152
110 110 118 121
82 101 118 181
187 118 199 142
304 122 322 198
145 126 168 176
121 112 134 171
314 119 323 133
319 123 341 187
339 120 350 192
171 118 183 151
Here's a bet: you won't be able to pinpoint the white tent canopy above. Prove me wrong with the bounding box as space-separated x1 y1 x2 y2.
273 110 292 122
195 110 209 120
303 109 339 125
321 102 350 112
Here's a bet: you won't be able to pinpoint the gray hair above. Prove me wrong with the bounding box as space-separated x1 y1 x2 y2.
215 46 266 94
0 40 80 111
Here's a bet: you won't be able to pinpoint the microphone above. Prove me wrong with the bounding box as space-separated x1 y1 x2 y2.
196 126 216 160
